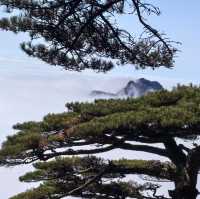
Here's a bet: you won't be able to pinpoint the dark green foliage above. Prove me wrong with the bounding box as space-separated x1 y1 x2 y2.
13 112 79 132
1 86 200 198
0 0 176 71
11 156 176 199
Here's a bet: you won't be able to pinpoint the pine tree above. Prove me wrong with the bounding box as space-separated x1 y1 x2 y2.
0 0 176 71
1 1 199 199
1 86 200 199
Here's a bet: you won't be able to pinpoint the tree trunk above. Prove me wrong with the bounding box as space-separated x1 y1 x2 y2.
163 139 199 199
169 168 199 199
169 184 198 199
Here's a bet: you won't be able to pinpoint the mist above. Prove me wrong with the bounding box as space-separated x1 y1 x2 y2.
0 64 137 198
1 64 199 198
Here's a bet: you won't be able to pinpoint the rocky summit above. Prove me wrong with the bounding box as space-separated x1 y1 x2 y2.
90 78 163 98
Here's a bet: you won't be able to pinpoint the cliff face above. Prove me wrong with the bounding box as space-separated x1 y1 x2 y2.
90 78 163 98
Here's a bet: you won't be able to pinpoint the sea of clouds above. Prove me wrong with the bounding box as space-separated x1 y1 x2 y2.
0 64 137 198
0 63 199 198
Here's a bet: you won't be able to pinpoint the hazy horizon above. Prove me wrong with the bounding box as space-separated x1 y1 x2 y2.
0 63 187 198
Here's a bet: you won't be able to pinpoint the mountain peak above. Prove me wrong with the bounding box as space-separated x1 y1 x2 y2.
91 78 163 98
119 81 137 97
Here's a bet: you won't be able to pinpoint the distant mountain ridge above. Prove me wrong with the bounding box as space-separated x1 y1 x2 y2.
90 78 163 98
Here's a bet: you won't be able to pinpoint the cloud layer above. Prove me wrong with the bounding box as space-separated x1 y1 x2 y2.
1 64 199 198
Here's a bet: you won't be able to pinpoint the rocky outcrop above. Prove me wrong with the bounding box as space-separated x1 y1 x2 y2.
90 78 163 98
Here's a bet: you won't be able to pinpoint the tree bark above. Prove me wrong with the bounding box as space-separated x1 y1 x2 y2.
169 167 199 199
164 138 199 199
170 183 198 199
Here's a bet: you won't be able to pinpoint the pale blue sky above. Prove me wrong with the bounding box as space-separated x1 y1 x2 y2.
0 0 200 85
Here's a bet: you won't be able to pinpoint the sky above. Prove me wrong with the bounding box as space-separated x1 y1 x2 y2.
0 0 200 84
0 0 200 198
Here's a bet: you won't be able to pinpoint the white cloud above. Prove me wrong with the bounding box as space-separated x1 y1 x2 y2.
1 65 199 198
